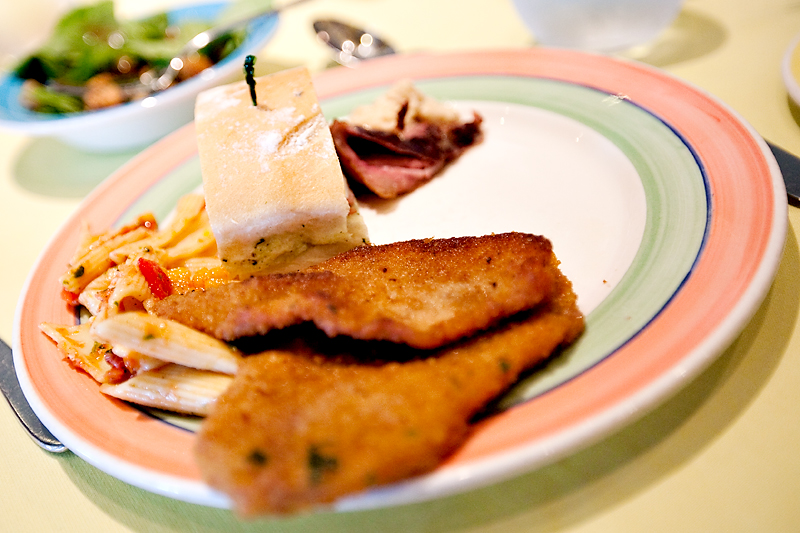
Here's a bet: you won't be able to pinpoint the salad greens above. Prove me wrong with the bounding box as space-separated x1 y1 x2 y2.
14 1 248 114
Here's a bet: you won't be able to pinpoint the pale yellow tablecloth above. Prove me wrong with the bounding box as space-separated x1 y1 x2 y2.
2 0 800 531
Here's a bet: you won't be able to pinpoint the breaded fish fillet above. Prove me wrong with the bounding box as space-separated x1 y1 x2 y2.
150 233 559 349
195 266 583 516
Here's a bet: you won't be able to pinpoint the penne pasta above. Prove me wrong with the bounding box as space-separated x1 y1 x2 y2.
105 260 152 314
60 225 154 294
107 240 163 265
46 193 240 415
39 322 122 384
161 213 217 267
69 221 99 266
100 364 233 416
91 312 241 375
111 344 167 374
152 193 206 248
108 195 206 264
78 267 115 316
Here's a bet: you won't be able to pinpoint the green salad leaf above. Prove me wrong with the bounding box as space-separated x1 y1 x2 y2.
17 1 130 84
14 0 260 114
19 82 84 114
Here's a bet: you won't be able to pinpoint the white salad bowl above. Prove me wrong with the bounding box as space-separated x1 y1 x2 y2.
0 2 279 152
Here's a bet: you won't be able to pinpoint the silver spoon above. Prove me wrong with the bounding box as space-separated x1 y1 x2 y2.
0 337 66 452
313 19 395 67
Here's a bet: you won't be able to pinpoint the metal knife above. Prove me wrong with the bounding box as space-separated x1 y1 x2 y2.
767 141 800 207
0 337 66 453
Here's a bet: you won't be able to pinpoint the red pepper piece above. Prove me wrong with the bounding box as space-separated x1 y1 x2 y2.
137 257 173 299
61 288 81 307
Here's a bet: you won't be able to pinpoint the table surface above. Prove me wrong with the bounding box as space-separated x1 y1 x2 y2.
2 0 800 531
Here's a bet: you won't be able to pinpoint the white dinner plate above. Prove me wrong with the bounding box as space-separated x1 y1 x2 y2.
14 49 786 511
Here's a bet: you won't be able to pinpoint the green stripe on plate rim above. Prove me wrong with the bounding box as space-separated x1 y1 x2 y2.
118 75 707 427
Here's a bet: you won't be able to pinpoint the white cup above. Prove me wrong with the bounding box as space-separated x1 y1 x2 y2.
511 0 685 53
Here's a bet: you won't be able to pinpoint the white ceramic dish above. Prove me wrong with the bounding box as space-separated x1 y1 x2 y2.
0 2 278 152
14 49 786 511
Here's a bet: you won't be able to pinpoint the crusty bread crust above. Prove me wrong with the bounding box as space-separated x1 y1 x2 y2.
195 67 366 277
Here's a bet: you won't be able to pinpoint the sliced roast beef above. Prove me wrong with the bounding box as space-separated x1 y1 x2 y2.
330 112 483 199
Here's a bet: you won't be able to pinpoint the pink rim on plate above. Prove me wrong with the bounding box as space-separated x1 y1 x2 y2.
13 49 786 510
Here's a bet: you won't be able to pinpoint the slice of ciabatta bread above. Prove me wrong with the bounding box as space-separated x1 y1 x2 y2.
195 66 368 278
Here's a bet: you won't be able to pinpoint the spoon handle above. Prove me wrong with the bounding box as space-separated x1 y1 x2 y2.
0 337 66 453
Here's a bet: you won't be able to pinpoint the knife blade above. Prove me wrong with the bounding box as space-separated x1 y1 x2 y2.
767 141 800 207
0 337 66 452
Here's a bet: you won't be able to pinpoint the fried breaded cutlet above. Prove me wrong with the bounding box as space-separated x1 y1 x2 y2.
195 265 583 516
149 233 559 349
